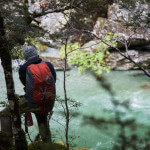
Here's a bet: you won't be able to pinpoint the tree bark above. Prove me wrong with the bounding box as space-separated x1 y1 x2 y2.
64 38 70 150
0 11 28 150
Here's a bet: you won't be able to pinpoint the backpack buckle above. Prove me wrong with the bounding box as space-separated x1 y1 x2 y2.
40 87 47 100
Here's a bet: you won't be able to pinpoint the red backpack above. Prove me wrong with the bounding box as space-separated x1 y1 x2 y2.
25 62 55 114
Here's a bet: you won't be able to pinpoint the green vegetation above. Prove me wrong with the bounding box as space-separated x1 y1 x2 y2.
60 34 117 75
0 132 67 150
28 141 67 150
60 42 110 75
10 37 48 59
25 37 47 53
11 46 23 59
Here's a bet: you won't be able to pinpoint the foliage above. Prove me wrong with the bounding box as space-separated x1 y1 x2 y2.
28 141 67 150
25 37 47 53
60 34 117 75
11 46 23 59
61 42 110 75
54 96 82 147
0 1 37 46
10 37 47 59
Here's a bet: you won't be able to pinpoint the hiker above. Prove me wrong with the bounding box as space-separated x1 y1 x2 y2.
19 46 56 142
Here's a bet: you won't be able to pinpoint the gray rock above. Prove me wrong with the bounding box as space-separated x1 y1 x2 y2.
40 56 70 71
81 41 101 52
40 47 60 58
108 50 150 70
93 3 150 46
40 13 66 34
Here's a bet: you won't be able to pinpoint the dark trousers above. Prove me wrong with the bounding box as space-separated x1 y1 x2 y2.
19 95 54 142
34 113 51 143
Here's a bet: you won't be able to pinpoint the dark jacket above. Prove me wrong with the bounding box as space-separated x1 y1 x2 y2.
19 57 56 112
19 57 56 87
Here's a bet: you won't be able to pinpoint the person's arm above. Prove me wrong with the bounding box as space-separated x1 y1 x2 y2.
19 67 26 86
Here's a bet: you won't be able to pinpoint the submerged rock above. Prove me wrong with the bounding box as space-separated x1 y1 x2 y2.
141 82 150 89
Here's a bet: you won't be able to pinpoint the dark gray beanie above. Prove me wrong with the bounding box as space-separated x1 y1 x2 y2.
23 46 38 61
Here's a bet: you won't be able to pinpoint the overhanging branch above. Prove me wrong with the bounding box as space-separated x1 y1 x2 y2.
32 0 84 18
82 30 150 77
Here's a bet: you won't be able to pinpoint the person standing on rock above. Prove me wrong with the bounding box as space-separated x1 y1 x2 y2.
19 46 56 142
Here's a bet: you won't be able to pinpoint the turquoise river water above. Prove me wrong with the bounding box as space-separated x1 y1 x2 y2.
1 63 150 149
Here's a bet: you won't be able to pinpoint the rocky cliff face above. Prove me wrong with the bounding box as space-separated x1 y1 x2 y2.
29 2 150 71
93 3 150 47
108 50 150 70
92 3 150 70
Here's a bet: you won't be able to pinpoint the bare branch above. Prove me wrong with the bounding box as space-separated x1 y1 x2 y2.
32 0 84 18
82 30 150 77
67 43 101 55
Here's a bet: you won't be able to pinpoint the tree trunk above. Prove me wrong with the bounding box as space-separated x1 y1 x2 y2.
0 11 28 150
64 38 70 150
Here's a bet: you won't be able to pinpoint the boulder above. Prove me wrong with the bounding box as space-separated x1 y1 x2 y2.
40 13 66 34
93 3 150 47
40 47 71 71
81 41 101 52
40 47 60 58
37 12 66 48
108 50 150 70
40 56 70 71
91 3 150 70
